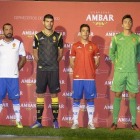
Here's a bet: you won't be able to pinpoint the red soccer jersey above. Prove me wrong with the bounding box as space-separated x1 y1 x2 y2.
70 41 100 80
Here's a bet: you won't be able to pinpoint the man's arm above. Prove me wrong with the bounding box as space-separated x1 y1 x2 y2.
94 57 100 68
57 48 63 62
70 58 75 69
109 36 117 63
33 49 39 63
18 56 26 71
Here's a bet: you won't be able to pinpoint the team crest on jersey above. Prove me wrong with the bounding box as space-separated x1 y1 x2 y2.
132 38 136 42
53 36 56 42
12 43 16 49
89 46 93 51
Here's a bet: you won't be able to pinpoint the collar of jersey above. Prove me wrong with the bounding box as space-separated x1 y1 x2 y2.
42 30 54 37
3 38 14 44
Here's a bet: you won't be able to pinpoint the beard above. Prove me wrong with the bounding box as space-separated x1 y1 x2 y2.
5 33 13 39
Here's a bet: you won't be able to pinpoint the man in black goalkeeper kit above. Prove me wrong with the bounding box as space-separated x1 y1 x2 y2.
30 14 63 129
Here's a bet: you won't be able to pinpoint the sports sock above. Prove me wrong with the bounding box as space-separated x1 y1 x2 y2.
37 98 44 124
113 97 122 124
72 100 80 124
129 98 137 125
51 97 59 122
12 100 20 123
87 101 95 124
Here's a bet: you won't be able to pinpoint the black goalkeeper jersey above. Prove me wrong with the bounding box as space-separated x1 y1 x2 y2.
33 30 63 71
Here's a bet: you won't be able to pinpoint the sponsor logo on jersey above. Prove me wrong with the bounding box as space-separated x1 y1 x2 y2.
20 102 36 110
86 11 114 26
105 31 119 37
62 92 73 99
22 30 38 38
63 67 73 74
62 115 73 124
132 38 136 42
77 46 82 49
118 116 131 125
104 104 113 112
96 69 108 74
21 78 36 86
63 43 73 50
80 103 87 112
78 31 94 36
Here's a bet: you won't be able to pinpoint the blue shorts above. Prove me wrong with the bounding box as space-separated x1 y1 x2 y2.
72 80 97 100
0 78 20 99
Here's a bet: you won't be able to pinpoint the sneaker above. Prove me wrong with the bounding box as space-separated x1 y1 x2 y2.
110 123 117 130
16 121 23 128
71 123 79 129
88 123 95 129
30 121 42 128
131 124 140 131
53 120 59 129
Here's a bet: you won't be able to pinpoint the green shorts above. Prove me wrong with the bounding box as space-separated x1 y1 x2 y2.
111 72 139 93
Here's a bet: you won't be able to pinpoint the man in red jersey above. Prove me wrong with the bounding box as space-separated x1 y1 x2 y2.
70 24 100 129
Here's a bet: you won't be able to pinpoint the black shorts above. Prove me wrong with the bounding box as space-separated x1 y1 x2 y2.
36 70 60 94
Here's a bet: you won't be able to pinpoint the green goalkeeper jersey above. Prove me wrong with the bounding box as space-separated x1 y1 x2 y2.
109 32 140 72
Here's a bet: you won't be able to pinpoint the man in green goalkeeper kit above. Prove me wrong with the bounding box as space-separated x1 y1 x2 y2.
109 14 140 131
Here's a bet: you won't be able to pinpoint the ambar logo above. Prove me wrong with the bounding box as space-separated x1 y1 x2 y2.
86 11 114 26
62 92 73 99
104 105 113 112
64 43 73 50
21 78 36 86
22 30 38 38
118 116 131 125
63 68 73 74
62 115 73 124
105 31 119 37
20 102 36 110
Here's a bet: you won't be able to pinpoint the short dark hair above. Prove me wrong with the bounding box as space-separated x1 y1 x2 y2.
80 24 90 33
3 23 13 30
43 14 54 21
122 14 133 23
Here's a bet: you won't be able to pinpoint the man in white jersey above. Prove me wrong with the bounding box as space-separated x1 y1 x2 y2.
0 23 26 128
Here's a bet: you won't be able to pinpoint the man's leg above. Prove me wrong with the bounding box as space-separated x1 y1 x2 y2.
71 80 83 129
113 92 122 125
51 93 59 127
30 70 47 128
129 92 139 131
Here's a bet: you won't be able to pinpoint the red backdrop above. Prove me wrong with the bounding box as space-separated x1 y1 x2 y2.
0 1 140 128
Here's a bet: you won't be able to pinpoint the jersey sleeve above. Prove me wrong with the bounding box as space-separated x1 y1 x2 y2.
19 42 26 56
69 44 76 58
109 36 117 63
58 34 63 49
136 37 140 63
94 45 100 58
33 34 39 49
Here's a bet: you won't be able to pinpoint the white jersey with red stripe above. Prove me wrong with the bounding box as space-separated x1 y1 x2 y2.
0 38 26 78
